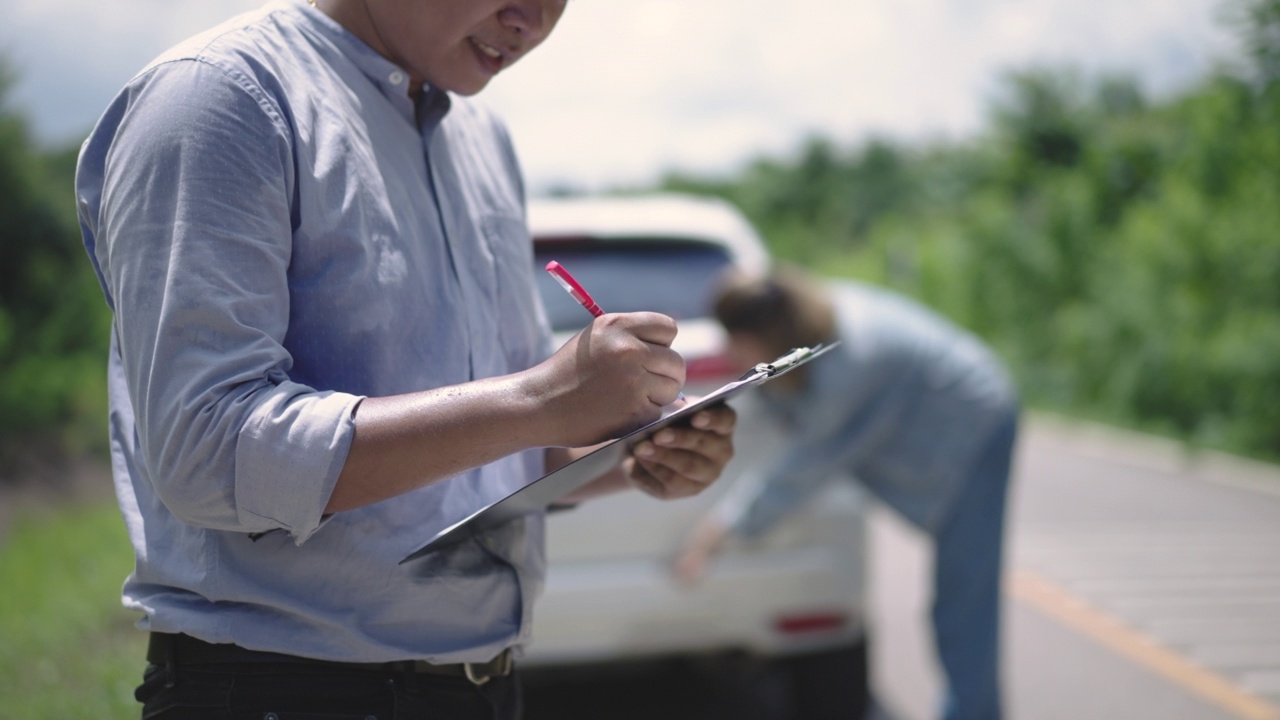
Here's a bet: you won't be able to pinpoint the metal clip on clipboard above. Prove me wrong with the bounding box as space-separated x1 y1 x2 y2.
741 343 835 382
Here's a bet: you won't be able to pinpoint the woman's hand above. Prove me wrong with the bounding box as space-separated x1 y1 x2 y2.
673 513 731 583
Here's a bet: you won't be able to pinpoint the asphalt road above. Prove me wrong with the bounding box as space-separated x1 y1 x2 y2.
872 414 1280 720
523 415 1280 720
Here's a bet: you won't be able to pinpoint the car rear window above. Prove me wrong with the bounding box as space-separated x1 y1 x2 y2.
532 238 735 332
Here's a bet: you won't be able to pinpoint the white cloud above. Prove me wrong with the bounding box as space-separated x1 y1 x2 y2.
1 0 263 144
485 0 1235 191
0 0 1237 191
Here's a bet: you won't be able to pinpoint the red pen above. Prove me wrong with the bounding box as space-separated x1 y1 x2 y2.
545 260 685 402
545 260 603 317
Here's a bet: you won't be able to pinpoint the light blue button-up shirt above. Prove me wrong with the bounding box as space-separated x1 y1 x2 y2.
719 281 1018 537
76 0 554 664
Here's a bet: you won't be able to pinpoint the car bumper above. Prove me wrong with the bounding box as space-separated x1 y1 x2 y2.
521 536 867 667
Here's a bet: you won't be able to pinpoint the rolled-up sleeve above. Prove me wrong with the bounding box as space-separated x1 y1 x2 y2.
86 58 359 542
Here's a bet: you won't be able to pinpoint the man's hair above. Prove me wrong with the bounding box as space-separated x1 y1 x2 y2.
712 264 836 357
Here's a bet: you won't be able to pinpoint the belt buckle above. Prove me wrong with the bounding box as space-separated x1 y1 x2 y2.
462 649 512 686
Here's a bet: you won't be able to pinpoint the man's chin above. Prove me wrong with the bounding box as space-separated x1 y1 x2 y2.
439 71 496 97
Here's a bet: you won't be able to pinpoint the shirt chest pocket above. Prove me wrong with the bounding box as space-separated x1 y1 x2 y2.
481 215 552 372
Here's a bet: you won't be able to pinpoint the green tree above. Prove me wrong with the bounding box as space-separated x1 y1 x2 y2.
1234 0 1280 87
0 59 108 470
652 53 1280 462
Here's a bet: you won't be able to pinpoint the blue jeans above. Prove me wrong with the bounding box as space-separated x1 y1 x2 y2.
931 410 1018 720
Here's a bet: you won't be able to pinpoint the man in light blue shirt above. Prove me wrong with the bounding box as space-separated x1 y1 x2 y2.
76 1 736 717
677 266 1019 720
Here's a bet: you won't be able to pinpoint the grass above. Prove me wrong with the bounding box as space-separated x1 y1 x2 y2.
0 500 146 718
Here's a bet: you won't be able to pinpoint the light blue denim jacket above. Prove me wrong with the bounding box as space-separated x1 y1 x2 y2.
718 281 1018 537
76 0 554 664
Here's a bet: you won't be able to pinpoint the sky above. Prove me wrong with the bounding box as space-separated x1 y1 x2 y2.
1 0 1240 193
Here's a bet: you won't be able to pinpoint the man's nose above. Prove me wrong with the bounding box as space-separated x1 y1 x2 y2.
497 1 562 44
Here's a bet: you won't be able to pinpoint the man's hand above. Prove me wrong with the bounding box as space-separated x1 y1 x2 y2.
624 404 736 500
529 312 685 448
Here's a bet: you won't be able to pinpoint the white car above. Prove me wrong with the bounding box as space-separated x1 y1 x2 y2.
522 194 872 717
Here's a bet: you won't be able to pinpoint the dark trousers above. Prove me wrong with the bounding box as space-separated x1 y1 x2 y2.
136 655 522 720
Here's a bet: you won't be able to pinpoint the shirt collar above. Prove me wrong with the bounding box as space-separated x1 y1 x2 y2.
286 0 450 124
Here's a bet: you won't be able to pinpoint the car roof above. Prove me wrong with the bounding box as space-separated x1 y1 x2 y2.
527 193 771 276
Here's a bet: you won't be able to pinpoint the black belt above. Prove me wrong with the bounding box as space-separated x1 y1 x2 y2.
147 633 514 686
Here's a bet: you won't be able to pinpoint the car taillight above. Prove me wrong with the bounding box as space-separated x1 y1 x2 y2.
685 353 741 382
773 612 850 635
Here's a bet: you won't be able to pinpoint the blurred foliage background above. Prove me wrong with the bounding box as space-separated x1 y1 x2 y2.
1 0 1278 481
659 0 1280 463
0 63 112 479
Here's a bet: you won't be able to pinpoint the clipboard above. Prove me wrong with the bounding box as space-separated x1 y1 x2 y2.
400 342 840 563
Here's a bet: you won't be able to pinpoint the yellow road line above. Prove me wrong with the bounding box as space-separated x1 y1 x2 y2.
1009 569 1280 720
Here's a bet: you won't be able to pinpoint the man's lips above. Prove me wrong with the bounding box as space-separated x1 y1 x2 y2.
470 37 508 73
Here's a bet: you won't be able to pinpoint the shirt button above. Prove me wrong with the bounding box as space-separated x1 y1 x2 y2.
388 71 405 85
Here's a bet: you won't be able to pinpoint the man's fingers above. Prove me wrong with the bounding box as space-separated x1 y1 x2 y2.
630 456 714 499
626 461 671 499
644 352 686 395
689 406 737 435
608 311 679 347
654 446 725 483
627 404 736 500
593 313 685 398
649 425 734 467
645 373 685 408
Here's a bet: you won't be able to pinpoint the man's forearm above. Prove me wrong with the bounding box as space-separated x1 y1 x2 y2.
325 373 547 513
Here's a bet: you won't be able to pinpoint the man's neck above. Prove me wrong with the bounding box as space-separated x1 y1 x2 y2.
311 0 426 103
